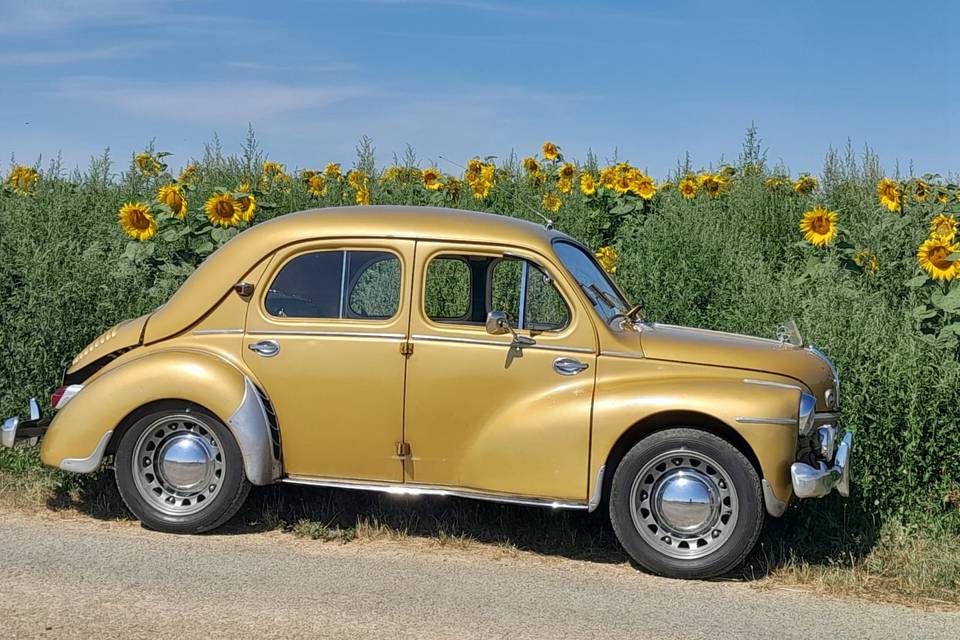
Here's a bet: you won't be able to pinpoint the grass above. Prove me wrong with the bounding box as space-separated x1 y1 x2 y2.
1 457 956 610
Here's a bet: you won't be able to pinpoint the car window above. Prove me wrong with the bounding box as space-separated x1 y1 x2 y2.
490 258 568 332
553 240 629 325
425 257 472 321
265 250 400 320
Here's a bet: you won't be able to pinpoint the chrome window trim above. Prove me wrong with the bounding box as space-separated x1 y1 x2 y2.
600 350 645 359
247 330 405 340
735 416 798 426
410 334 593 354
192 329 244 335
282 476 589 510
517 260 529 330
742 378 803 391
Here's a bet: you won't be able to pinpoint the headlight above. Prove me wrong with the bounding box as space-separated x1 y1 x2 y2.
825 388 838 410
799 392 817 435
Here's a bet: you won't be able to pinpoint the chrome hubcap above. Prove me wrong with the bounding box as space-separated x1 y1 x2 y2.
629 450 738 560
132 415 225 516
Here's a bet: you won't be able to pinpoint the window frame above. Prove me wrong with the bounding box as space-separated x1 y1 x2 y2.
486 256 570 333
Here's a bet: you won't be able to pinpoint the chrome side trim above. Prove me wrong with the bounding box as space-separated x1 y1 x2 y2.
743 378 803 391
735 416 798 426
410 334 593 354
282 476 589 510
53 385 84 410
815 411 840 421
588 465 605 512
247 330 405 340
192 329 244 335
227 378 282 485
59 431 113 473
762 479 788 517
600 350 644 359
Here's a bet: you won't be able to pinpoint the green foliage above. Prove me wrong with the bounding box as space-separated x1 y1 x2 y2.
2 131 959 536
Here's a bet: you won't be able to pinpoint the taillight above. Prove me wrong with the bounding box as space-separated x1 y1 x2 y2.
51 384 83 410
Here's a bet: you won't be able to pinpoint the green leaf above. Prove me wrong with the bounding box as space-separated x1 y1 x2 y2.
940 323 960 335
912 304 937 320
906 275 929 288
161 229 180 242
610 203 635 215
932 286 960 312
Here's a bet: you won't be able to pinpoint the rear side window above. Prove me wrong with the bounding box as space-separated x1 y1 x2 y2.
265 250 400 319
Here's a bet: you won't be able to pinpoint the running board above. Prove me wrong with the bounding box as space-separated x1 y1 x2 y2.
281 476 589 510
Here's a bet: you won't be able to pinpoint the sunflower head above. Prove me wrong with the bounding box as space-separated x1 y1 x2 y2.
679 175 698 199
699 173 726 198
559 163 575 179
422 167 442 190
799 206 839 247
937 190 950 204
157 184 188 220
631 173 656 200
930 213 957 241
541 141 559 161
356 186 371 206
913 179 930 202
118 202 157 241
443 176 462 198
877 177 902 213
595 246 619 273
918 237 960 281
307 175 327 197
6 165 39 195
793 174 818 194
557 177 573 194
853 249 879 276
262 161 284 176
178 163 198 185
348 170 369 190
236 192 257 222
522 156 540 173
660 181 674 191
134 152 163 176
301 169 318 182
204 193 241 227
324 163 342 178
766 176 788 189
579 174 597 196
542 193 562 212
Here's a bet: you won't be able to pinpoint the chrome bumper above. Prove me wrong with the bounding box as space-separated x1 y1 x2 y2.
790 431 853 498
2 398 49 448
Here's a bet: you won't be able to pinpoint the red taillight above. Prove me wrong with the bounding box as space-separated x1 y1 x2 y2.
50 386 68 409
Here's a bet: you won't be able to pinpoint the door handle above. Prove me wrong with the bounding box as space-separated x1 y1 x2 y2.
553 357 589 376
248 340 280 357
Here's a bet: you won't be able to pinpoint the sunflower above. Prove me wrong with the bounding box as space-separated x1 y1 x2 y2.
793 174 818 194
913 179 930 202
679 175 698 199
595 246 619 273
930 213 957 241
466 161 495 199
660 181 674 191
766 176 787 189
632 173 656 200
157 184 188 220
443 176 462 198
204 193 241 227
6 165 39 195
877 177 902 213
301 169 318 182
466 158 483 175
542 193 562 212
556 176 572 194
799 206 838 247
262 161 284 176
918 236 960 281
720 165 736 177
522 156 541 174
324 163 342 179
236 191 257 222
422 167 442 190
348 170 370 190
699 173 726 198
559 163 575 179
134 152 162 176
937 190 950 204
238 179 251 193
178 163 198 185
118 202 157 241
307 175 327 197
541 141 559 161
580 174 597 195
356 187 371 206
852 249 879 275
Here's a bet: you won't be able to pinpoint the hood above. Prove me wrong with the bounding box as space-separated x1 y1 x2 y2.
67 313 150 375
640 323 836 409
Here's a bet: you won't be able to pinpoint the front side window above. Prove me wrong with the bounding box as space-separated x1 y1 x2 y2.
490 258 568 331
553 241 629 325
265 249 400 319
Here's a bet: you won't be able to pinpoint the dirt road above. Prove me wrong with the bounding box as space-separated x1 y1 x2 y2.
1 511 955 639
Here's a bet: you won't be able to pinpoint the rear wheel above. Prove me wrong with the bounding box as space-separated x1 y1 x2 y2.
609 428 763 579
115 405 250 533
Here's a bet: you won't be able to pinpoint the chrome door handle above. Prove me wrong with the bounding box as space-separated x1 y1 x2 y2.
248 340 280 357
553 357 589 376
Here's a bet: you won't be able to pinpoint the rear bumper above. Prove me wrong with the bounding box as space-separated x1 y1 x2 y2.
791 431 853 498
2 399 50 448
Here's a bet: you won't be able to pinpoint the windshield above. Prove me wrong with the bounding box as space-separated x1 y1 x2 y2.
553 240 631 324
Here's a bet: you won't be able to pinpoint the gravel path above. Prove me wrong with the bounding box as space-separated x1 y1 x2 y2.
1 511 955 639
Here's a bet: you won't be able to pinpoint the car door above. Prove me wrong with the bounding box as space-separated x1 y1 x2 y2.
403 241 597 501
243 239 414 482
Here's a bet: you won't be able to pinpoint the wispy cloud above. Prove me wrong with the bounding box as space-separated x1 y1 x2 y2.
229 61 356 73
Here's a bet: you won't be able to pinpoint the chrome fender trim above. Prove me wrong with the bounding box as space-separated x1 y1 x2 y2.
59 431 113 473
227 378 282 485
761 479 788 517
587 465 605 512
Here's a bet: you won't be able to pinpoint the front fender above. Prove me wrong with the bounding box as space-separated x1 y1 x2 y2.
40 349 281 484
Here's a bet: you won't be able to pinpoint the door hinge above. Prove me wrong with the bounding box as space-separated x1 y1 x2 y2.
395 441 411 458
399 341 414 357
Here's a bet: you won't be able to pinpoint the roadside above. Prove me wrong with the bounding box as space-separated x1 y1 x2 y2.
3 509 958 640
1 465 958 612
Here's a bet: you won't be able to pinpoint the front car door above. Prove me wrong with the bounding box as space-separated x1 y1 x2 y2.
403 241 597 501
243 239 414 482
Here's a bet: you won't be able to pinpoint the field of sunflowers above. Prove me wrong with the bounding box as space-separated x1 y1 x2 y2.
2 129 960 551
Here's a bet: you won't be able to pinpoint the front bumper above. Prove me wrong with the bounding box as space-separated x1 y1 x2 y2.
791 431 853 498
2 398 50 448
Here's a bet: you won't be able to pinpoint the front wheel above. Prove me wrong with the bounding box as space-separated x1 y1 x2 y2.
115 404 251 533
609 428 764 579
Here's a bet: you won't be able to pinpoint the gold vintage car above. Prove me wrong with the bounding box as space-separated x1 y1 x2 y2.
2 206 851 578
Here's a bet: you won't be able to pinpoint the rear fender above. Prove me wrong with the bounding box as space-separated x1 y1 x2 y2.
40 349 281 485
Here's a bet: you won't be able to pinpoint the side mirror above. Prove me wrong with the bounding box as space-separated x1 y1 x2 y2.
485 310 535 347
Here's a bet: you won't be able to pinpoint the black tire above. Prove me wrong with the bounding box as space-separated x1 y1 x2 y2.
609 428 764 579
115 404 251 534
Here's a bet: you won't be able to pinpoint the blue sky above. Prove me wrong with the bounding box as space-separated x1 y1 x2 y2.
1 0 956 177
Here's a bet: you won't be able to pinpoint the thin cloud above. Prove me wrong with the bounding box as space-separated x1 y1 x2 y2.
229 61 356 73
